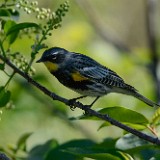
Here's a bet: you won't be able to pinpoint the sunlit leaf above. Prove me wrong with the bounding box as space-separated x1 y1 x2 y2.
16 132 32 152
98 107 149 124
4 20 18 44
4 20 16 34
98 121 147 131
77 106 149 130
8 31 19 44
4 21 40 44
150 108 160 126
6 22 40 36
79 107 149 124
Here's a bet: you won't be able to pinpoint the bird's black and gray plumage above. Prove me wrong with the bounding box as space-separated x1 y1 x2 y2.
37 47 159 108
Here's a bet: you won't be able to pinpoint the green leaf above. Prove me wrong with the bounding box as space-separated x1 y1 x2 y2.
115 133 160 159
150 108 160 125
0 8 19 18
94 138 118 150
64 147 133 160
99 107 149 124
6 22 40 36
79 107 149 124
116 134 149 150
65 138 133 160
4 20 18 44
8 31 19 44
77 106 149 130
16 132 32 152
4 20 16 34
99 122 146 131
7 9 19 17
0 87 11 108
29 139 59 160
0 8 11 17
98 107 148 130
46 139 95 160
4 21 40 44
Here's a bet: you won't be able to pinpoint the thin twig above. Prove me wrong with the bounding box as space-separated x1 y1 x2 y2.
0 54 160 145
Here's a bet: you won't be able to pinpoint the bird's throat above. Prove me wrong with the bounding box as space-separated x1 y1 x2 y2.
44 61 59 72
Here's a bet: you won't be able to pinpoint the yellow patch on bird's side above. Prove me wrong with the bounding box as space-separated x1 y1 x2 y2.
44 61 58 72
72 72 88 81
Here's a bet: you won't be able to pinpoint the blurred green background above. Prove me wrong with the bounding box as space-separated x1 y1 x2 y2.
0 0 160 154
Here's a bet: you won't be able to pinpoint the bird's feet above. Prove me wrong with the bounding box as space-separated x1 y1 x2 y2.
68 96 98 116
68 96 87 111
68 99 76 111
82 104 93 115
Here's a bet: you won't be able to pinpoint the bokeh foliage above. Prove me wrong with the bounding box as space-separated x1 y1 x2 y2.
0 0 160 159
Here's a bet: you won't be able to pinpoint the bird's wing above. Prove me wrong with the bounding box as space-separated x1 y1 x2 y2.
82 66 126 88
72 54 126 88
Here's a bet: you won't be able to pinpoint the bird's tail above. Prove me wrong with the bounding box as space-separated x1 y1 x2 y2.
131 91 159 108
116 84 159 107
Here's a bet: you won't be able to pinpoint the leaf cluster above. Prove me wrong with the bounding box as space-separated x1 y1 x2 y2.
2 132 160 160
0 0 69 108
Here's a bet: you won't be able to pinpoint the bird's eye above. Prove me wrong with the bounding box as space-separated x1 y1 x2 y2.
50 51 59 60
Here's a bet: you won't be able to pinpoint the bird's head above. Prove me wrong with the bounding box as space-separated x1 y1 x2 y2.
36 47 68 72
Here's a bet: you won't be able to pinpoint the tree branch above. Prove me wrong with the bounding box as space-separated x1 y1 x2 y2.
0 54 160 145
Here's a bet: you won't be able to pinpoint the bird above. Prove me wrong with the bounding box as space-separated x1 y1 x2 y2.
36 47 159 108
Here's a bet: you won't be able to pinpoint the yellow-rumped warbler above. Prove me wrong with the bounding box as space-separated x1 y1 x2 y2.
36 47 159 108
